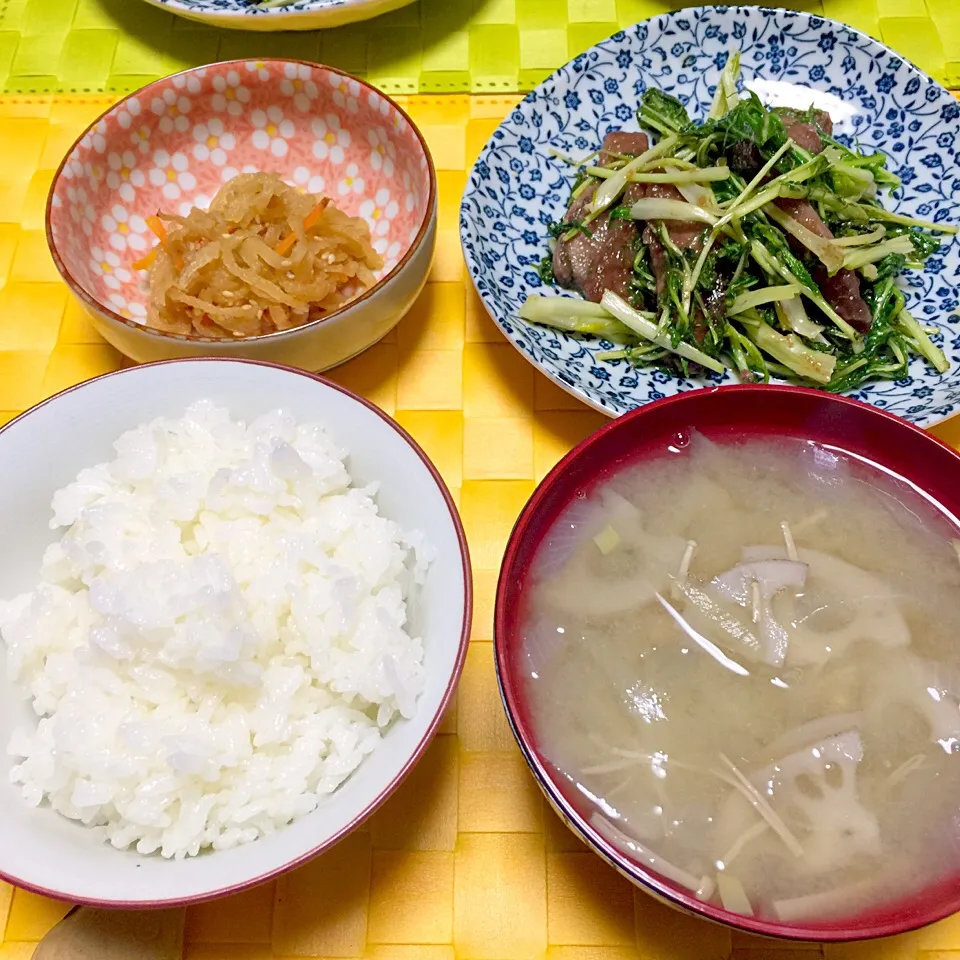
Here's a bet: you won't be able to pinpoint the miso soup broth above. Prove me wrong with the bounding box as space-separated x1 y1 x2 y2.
522 433 960 924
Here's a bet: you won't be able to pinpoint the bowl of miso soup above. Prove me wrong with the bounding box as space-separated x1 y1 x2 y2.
495 384 960 940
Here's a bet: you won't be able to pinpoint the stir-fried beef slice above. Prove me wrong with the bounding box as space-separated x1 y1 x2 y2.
552 185 593 290
815 268 874 332
599 131 650 166
638 184 708 318
728 107 834 175
728 140 765 179
774 107 833 155
552 183 639 303
714 106 871 334
777 106 834 136
773 198 873 333
642 224 667 298
550 134 654 304
774 197 834 240
643 183 707 252
699 272 729 327
641 223 713 344
692 308 711 344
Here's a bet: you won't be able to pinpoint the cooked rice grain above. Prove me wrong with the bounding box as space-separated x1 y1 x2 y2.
0 401 428 859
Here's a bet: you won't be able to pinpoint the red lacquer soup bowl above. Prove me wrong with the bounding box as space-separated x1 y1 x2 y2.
494 384 960 942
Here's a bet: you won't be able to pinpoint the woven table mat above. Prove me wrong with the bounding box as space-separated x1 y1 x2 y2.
2 90 960 960
0 0 958 96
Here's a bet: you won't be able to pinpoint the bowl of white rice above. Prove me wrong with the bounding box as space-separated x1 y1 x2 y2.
0 358 470 906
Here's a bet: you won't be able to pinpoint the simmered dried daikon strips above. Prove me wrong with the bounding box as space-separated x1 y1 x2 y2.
142 173 383 339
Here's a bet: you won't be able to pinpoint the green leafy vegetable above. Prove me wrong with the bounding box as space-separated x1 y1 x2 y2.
524 49 956 393
638 90 691 137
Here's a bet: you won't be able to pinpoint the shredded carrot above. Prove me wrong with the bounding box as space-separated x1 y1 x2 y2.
142 213 183 269
274 234 296 257
274 198 330 257
132 248 158 272
145 214 168 245
303 197 330 230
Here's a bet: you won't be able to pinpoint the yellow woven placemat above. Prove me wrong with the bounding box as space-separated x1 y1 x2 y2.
2 91 960 960
0 0 958 96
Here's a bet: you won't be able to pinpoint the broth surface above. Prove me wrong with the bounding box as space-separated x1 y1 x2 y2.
523 433 960 923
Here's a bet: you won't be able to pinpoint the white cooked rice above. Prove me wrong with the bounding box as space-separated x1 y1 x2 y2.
0 400 429 859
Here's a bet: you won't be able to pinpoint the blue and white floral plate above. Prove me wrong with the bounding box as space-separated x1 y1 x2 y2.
460 6 960 427
140 0 414 31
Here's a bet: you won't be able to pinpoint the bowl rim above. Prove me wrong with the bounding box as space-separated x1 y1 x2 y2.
494 383 960 942
45 59 438 346
0 356 472 908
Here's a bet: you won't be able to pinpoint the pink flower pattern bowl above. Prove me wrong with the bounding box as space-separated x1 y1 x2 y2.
46 60 437 372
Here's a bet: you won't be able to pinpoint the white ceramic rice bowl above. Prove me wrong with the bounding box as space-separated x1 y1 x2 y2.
0 358 470 906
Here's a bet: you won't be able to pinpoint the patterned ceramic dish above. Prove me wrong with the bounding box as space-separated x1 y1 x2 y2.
139 0 415 32
460 7 960 427
47 60 436 372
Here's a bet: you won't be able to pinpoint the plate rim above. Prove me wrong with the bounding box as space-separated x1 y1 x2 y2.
139 0 414 23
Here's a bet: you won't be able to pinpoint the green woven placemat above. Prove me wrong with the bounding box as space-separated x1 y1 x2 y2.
0 0 957 96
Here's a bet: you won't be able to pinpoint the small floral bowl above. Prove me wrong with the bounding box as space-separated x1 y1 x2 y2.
46 60 437 372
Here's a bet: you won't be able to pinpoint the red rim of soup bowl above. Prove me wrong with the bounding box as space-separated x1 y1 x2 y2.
44 59 438 346
494 383 960 942
0 357 472 908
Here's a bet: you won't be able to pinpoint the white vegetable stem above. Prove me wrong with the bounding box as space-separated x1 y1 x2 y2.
830 224 886 247
749 240 858 341
519 295 614 320
728 284 801 316
587 135 679 218
601 291 727 374
708 51 741 120
897 308 949 374
737 312 837 384
776 297 824 342
764 204 846 273
586 166 732 185
629 197 718 226
841 234 915 271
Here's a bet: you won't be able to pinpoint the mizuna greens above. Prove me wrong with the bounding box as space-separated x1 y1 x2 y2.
524 53 956 390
